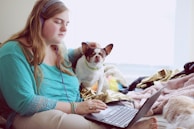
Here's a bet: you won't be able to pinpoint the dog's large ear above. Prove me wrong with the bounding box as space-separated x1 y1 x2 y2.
104 44 113 55
81 42 89 54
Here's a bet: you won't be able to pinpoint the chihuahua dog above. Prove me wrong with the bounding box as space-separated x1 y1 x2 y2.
163 95 194 129
75 42 113 95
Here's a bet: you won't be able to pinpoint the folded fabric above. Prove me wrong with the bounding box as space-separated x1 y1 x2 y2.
80 86 134 105
136 69 179 89
127 73 194 116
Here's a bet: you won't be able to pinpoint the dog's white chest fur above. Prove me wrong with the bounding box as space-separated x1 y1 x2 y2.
75 56 104 94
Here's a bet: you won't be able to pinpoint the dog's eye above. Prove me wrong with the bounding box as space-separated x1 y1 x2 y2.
99 52 105 57
100 53 103 56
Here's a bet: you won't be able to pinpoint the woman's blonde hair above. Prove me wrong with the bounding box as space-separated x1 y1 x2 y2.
2 0 73 87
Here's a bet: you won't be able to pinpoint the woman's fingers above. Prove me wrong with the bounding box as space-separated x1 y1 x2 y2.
88 99 107 112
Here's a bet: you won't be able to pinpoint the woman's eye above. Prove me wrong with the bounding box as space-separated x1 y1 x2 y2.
55 20 62 24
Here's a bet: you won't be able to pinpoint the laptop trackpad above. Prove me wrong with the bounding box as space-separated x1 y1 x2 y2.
89 104 125 120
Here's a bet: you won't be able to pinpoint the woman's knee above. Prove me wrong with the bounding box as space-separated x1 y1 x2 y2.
13 110 105 129
58 112 105 129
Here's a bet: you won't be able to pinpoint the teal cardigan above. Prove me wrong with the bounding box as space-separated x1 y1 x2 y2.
0 41 81 118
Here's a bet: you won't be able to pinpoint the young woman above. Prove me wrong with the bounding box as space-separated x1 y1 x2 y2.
0 0 158 129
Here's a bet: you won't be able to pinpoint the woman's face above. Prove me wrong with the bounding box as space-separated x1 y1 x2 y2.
42 10 69 45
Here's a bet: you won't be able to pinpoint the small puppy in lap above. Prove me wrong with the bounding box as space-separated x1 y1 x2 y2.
75 42 113 95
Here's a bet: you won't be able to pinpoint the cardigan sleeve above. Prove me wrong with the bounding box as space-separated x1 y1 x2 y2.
68 48 82 68
0 51 57 116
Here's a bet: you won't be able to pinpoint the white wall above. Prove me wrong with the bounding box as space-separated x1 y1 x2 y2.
0 0 36 42
190 0 194 61
173 0 194 68
0 0 194 68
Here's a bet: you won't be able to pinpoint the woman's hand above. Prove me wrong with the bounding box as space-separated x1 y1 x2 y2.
79 42 101 54
76 99 107 115
87 42 101 48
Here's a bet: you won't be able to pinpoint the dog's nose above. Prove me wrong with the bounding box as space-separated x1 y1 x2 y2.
95 56 101 63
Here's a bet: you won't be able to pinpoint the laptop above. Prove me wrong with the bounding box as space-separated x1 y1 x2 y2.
84 89 161 128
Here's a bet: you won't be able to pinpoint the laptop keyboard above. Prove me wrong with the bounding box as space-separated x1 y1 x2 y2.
102 105 138 127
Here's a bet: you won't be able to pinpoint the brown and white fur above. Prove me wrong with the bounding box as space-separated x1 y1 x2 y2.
163 95 194 129
75 42 113 95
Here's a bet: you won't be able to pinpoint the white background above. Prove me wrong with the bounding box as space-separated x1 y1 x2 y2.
64 0 176 66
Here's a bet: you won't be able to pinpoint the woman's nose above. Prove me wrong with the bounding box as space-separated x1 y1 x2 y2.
61 25 67 32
